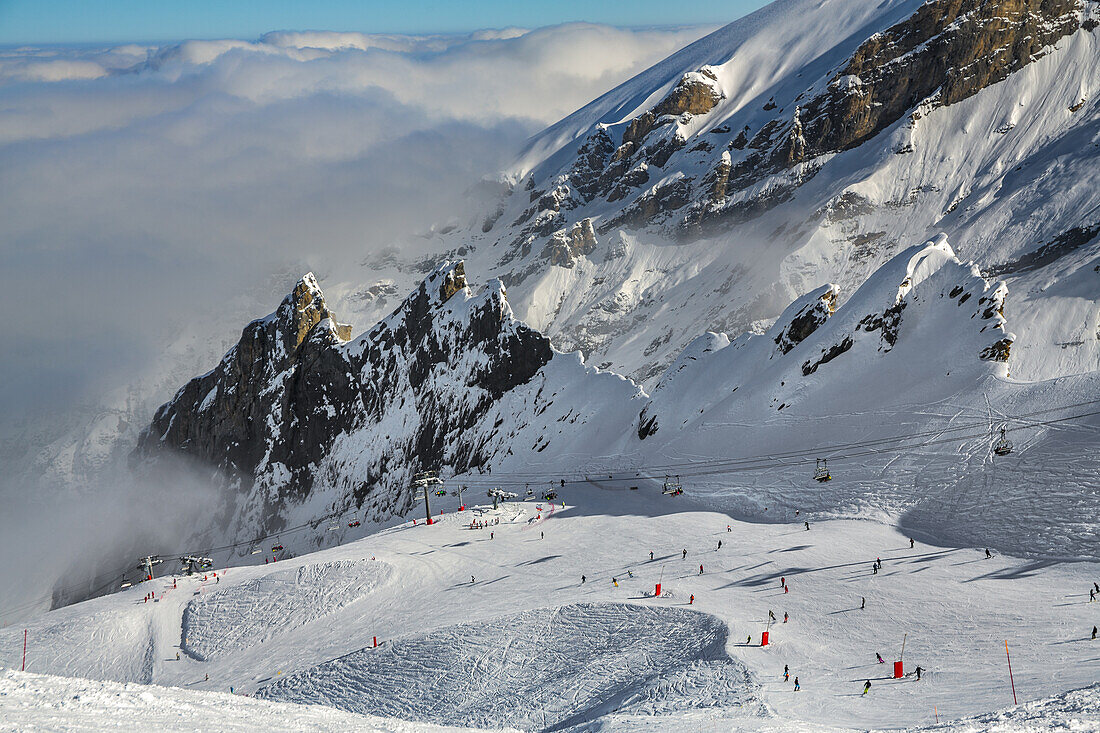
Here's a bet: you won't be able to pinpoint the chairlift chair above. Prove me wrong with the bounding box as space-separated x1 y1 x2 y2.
814 458 832 482
327 516 339 531
993 425 1013 456
662 475 684 496
347 512 361 528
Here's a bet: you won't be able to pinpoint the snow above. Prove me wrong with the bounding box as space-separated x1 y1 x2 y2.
3 496 1099 731
0 669 501 732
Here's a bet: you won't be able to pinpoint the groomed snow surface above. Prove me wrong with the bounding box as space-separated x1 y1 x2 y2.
2 494 1099 732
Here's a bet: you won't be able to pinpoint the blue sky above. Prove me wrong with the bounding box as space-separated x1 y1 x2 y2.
0 0 768 45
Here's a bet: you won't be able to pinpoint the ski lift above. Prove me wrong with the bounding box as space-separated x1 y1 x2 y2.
662 475 683 496
993 425 1013 456
250 544 262 555
327 516 339 531
542 490 558 501
814 458 832 482
347 512 361 528
434 489 447 497
271 537 284 552
120 581 132 589
525 483 533 497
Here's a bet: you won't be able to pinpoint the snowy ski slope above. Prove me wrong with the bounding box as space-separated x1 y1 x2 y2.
3 492 1098 731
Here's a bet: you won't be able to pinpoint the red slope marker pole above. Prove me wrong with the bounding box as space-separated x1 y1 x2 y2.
22 629 27 671
1005 640 1018 705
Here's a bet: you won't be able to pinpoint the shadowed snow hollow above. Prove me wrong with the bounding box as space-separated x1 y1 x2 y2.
257 602 766 731
182 560 391 661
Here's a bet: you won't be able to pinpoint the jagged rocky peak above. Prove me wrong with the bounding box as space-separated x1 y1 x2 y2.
135 261 556 538
283 272 353 353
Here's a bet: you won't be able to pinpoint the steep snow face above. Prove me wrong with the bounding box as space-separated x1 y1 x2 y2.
640 236 1012 442
412 0 1098 385
135 263 642 545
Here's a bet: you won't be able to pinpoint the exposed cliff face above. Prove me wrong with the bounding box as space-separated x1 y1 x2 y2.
771 0 1081 168
714 0 1082 225
510 0 1082 244
134 264 555 534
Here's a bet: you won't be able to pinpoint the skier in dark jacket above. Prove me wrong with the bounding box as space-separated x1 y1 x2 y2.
915 666 923 680
862 680 871 696
861 596 866 610
683 548 688 559
876 652 885 664
783 664 789 681
1093 625 1097 640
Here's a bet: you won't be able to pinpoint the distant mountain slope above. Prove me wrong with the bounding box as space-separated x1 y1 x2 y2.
407 0 1098 385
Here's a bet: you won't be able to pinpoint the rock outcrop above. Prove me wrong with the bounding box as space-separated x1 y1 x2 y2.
134 264 554 534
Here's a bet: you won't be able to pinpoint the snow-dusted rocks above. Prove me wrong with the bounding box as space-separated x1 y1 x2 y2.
135 263 642 541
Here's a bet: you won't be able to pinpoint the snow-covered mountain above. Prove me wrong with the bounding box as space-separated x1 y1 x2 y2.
136 231 1100 563
397 0 1099 385
134 263 641 545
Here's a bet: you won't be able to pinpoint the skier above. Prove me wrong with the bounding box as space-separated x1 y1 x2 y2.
793 677 800 692
627 570 633 578
471 575 475 584
717 540 722 551
540 531 544 539
861 597 865 610
783 611 789 623
176 651 180 661
780 576 785 587
689 594 695 605
986 548 992 559
915 666 923 680
683 548 688 560
769 610 777 622
490 532 494 539
1091 588 1095 602
910 538 915 549
873 563 878 575
612 577 618 587
650 551 654 561
581 575 586 584
783 664 789 681
876 652 885 664
747 635 752 644
784 584 789 594
727 525 732 532
1094 582 1099 593
699 564 704 575
1093 626 1097 640
862 680 871 696
205 673 209 682
804 521 810 531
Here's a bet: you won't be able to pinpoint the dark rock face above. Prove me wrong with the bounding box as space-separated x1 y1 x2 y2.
134 264 553 533
656 0 1078 233
786 0 1080 166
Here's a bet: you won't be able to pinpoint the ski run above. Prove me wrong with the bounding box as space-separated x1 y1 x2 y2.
3 491 1098 731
